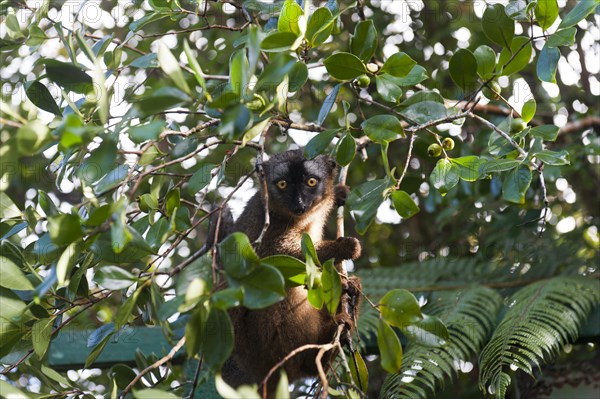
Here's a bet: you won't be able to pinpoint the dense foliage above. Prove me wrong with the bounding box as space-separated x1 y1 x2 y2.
0 1 599 398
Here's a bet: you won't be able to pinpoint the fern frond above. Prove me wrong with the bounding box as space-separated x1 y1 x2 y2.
379 287 503 399
478 276 600 398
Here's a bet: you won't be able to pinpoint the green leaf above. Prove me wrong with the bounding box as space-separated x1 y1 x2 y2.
498 36 533 76
242 118 272 147
25 81 61 115
480 159 522 174
183 39 211 101
537 44 560 83
17 120 50 155
449 49 479 91
134 389 179 399
85 330 114 368
521 98 536 123
275 371 290 399
27 25 48 47
0 256 34 290
451 156 485 182
219 104 251 139
211 287 243 310
390 190 420 219
547 27 577 47
534 149 570 165
350 20 378 62
502 165 532 203
128 120 164 144
324 52 368 81
115 287 142 330
262 255 307 287
317 84 341 125
482 3 515 48
48 214 83 246
185 305 205 356
361 115 404 143
335 133 356 166
188 163 216 194
402 101 447 124
304 129 337 158
288 61 308 92
44 59 93 93
379 289 423 327
347 178 392 235
235 263 286 309
173 138 198 159
261 31 299 52
229 50 249 98
157 41 190 94
380 52 417 78
6 13 24 38
535 0 559 30
129 53 159 68
165 188 180 217
474 45 497 79
558 0 599 29
56 241 78 285
375 74 403 103
349 350 369 392
94 164 129 194
134 87 192 117
278 0 304 36
0 287 30 322
32 318 53 358
377 319 403 373
1 192 23 220
430 158 460 195
301 233 321 268
529 124 560 141
219 233 259 279
322 259 342 316
201 307 234 368
147 217 172 248
306 7 334 46
400 314 449 347
392 64 428 86
0 381 30 398
94 265 135 290
110 216 132 254
307 282 324 310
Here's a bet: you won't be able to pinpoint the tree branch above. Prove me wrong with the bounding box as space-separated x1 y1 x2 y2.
119 336 187 399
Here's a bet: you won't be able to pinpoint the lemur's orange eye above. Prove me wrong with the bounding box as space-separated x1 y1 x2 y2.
276 180 287 189
307 178 318 187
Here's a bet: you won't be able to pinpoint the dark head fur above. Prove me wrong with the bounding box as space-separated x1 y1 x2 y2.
263 150 337 217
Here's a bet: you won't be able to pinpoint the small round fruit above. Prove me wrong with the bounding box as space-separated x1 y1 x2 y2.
442 137 455 150
356 74 371 88
428 143 442 157
510 118 527 133
483 81 501 100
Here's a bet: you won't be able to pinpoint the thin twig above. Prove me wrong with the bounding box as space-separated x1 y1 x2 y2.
139 22 249 38
119 336 187 399
1 292 111 375
395 132 416 190
336 165 349 276
260 325 345 399
188 355 204 399
254 124 272 245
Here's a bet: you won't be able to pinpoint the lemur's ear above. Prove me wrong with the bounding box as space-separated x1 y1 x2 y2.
328 157 337 171
314 154 338 173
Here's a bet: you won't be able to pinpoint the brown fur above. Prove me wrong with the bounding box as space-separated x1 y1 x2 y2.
220 150 361 392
